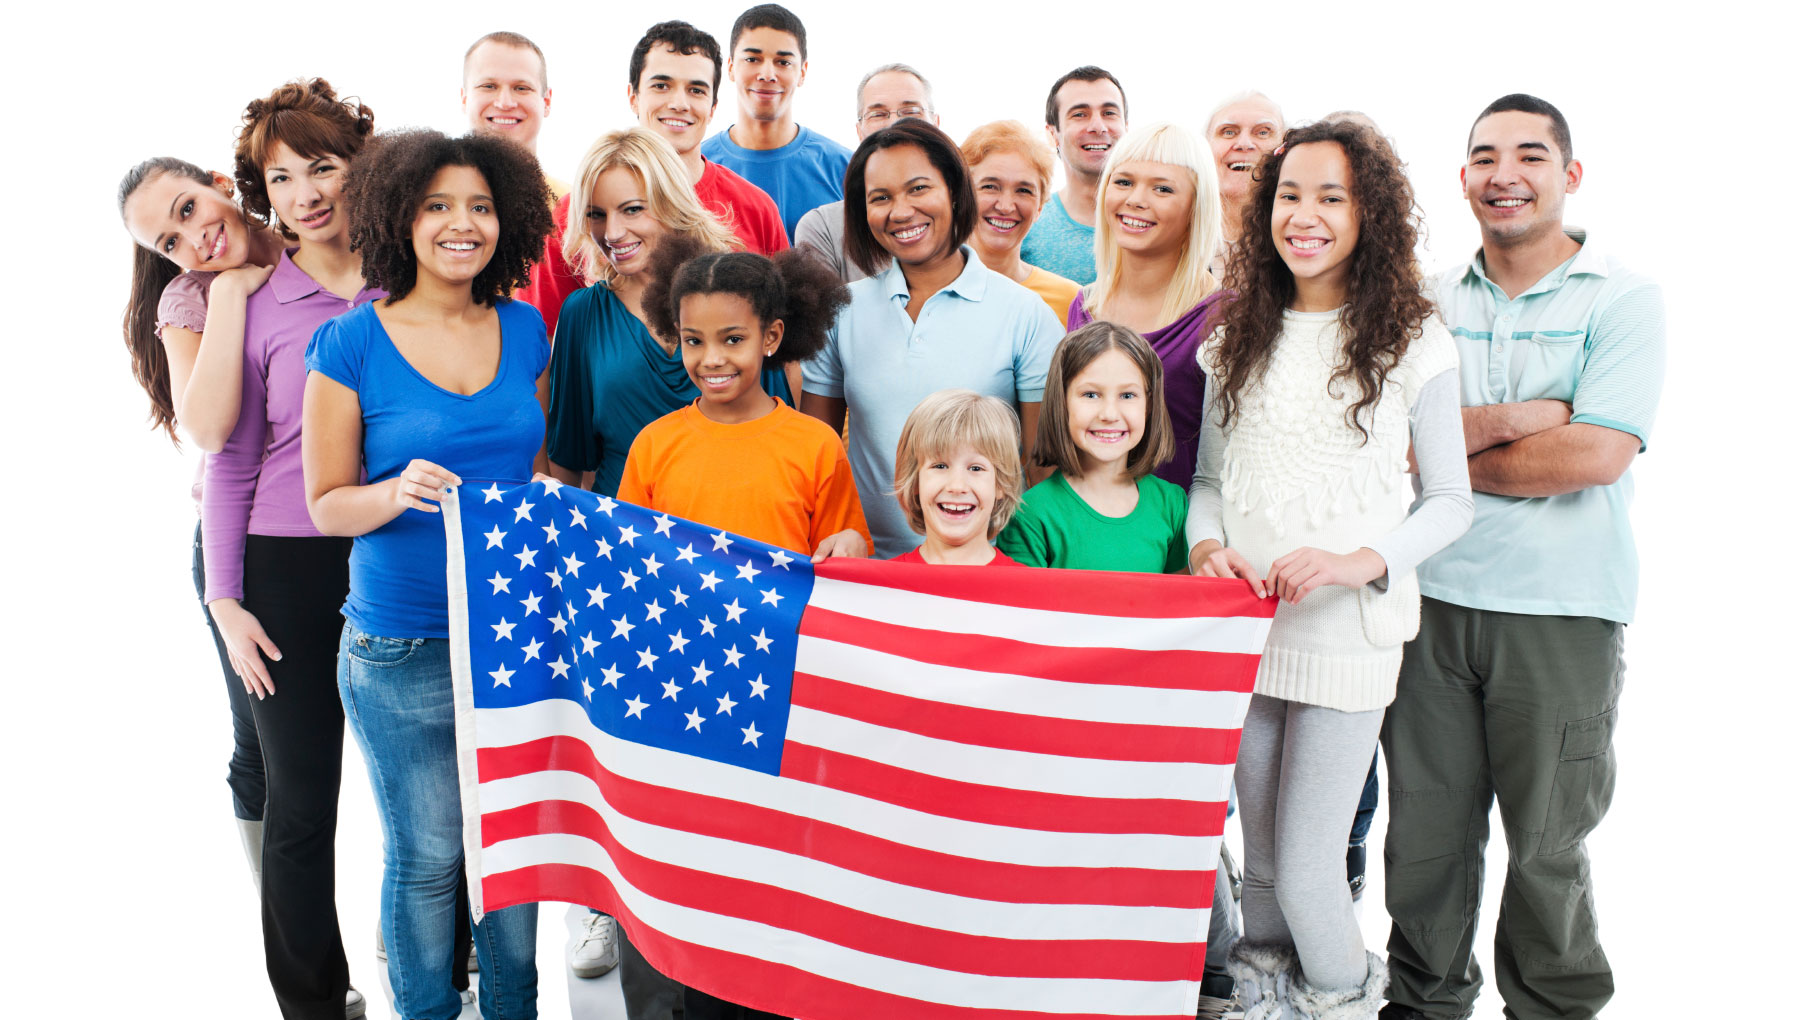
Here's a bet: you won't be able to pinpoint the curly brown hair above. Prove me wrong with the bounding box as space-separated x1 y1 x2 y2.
234 79 375 240
641 232 849 367
1213 120 1433 442
344 129 551 305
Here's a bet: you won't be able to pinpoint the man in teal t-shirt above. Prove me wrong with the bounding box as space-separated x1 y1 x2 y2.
1018 66 1129 286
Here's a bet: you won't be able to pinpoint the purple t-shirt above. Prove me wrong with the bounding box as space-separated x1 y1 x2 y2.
200 251 383 602
1067 289 1229 491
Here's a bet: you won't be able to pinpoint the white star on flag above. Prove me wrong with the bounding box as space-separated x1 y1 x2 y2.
741 722 762 746
636 647 659 670
484 526 507 549
691 661 713 685
521 638 543 662
595 495 617 517
581 678 595 700
541 478 564 498
492 618 516 641
747 674 768 699
675 544 699 564
488 573 512 595
489 663 515 687
654 514 676 537
542 520 560 545
562 552 584 578
684 708 705 732
618 524 640 546
736 561 761 583
580 633 600 656
669 631 690 654
545 568 562 590
520 592 542 616
644 600 666 624
610 616 636 640
711 530 734 552
587 585 609 608
513 546 538 569
752 629 774 653
623 696 647 718
715 691 737 716
620 569 641 591
661 678 683 700
641 553 663 577
723 600 747 623
760 587 784 607
481 483 504 502
698 571 722 592
699 617 718 637
549 613 568 634
568 506 587 529
600 664 623 688
548 656 571 679
722 645 744 668
512 499 534 522
594 538 614 560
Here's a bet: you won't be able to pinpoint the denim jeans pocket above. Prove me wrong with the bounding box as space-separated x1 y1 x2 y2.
1538 706 1618 856
346 629 423 668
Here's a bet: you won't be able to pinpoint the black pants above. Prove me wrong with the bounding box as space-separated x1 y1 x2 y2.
682 986 786 1020
242 534 354 1020
192 521 265 821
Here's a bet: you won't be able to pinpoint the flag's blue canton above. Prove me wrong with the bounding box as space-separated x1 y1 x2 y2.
459 480 813 775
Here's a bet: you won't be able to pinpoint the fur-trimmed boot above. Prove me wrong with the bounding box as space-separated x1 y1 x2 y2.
1226 941 1298 1020
1288 952 1387 1020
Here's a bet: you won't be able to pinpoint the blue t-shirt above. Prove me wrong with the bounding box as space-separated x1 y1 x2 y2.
546 283 792 498
702 126 851 243
306 299 551 638
1019 193 1097 286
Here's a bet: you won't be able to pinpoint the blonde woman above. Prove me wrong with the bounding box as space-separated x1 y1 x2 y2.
1068 122 1226 491
959 120 1080 325
546 127 796 496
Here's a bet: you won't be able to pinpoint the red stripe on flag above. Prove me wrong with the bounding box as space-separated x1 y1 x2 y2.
816 556 1276 620
486 864 1201 1020
781 743 1226 836
791 672 1246 764
799 607 1262 691
478 737 1215 907
479 809 1210 983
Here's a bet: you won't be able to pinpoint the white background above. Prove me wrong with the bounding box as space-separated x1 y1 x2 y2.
8 0 1792 1015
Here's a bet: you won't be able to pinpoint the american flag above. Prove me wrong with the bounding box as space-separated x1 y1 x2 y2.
445 479 1274 1019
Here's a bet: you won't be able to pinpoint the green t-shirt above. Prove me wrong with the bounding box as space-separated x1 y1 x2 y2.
997 471 1189 574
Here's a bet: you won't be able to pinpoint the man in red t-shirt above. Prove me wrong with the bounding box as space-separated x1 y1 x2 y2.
625 20 788 256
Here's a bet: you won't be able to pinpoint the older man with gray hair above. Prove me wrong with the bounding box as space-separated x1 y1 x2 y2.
792 63 938 282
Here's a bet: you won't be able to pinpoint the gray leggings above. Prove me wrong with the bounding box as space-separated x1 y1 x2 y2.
1235 694 1383 991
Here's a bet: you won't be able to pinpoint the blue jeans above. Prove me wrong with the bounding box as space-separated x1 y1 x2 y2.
337 624 538 1020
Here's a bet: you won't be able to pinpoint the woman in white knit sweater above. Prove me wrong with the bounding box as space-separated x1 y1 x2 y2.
1186 120 1472 1019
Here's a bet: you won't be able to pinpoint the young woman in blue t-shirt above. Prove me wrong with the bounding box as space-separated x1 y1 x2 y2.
302 128 553 1020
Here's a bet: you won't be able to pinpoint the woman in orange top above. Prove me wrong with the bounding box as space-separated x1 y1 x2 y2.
618 234 871 561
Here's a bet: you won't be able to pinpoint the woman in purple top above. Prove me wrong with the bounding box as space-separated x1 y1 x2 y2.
119 151 284 891
204 79 379 1020
1067 122 1228 492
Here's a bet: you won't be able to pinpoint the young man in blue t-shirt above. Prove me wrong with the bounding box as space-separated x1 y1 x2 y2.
1018 66 1128 286
701 3 852 242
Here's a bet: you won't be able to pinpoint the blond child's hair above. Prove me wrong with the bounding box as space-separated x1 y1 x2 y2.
893 389 1025 538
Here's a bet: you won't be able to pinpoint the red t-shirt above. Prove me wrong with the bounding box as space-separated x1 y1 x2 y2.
696 160 790 256
518 192 583 343
890 547 1021 566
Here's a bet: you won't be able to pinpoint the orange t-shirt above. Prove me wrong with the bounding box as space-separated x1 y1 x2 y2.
617 400 872 556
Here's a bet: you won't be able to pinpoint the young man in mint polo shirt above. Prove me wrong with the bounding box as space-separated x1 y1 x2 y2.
702 3 852 242
1380 94 1665 1020
1018 66 1128 286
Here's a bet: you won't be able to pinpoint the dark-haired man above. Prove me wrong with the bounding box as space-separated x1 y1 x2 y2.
1380 94 1664 1020
1018 66 1127 285
702 4 852 241
792 63 938 283
627 20 788 256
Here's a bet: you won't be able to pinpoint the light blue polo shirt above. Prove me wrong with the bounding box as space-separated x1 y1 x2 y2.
1419 229 1665 624
803 246 1062 557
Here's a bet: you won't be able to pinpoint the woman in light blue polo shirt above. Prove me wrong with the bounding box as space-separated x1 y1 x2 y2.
800 119 1061 558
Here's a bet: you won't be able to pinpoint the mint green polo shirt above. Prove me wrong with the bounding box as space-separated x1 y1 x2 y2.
1419 230 1665 624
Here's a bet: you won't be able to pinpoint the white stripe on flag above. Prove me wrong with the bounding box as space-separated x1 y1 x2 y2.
475 702 1219 868
808 575 1273 653
785 705 1235 802
480 804 1210 942
795 635 1255 727
485 832 1202 1013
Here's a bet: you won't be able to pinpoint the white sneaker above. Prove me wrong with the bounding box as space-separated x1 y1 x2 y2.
570 912 620 978
345 988 367 1019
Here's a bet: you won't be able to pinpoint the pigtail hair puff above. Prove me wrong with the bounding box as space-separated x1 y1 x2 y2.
644 236 850 365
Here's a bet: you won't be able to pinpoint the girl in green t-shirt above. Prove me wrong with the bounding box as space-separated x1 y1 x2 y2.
998 321 1189 573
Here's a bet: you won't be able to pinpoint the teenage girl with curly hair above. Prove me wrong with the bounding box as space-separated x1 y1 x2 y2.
1184 120 1473 1019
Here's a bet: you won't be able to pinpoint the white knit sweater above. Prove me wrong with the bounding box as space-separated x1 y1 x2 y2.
1199 310 1460 712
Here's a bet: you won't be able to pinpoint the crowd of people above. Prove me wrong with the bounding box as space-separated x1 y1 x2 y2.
115 5 1664 1020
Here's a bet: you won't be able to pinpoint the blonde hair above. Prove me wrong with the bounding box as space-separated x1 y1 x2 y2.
893 389 1025 538
562 127 737 286
959 120 1057 196
1085 122 1223 329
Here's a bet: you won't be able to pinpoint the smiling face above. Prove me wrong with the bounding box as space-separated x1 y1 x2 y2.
1272 141 1359 309
1049 78 1127 180
1462 109 1581 249
1103 159 1194 260
728 26 805 123
410 164 498 289
864 143 956 268
123 170 252 272
587 167 667 277
917 444 999 550
1065 347 1148 476
678 291 781 422
262 141 349 245
1208 97 1283 207
630 44 717 159
968 151 1044 260
462 41 550 152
